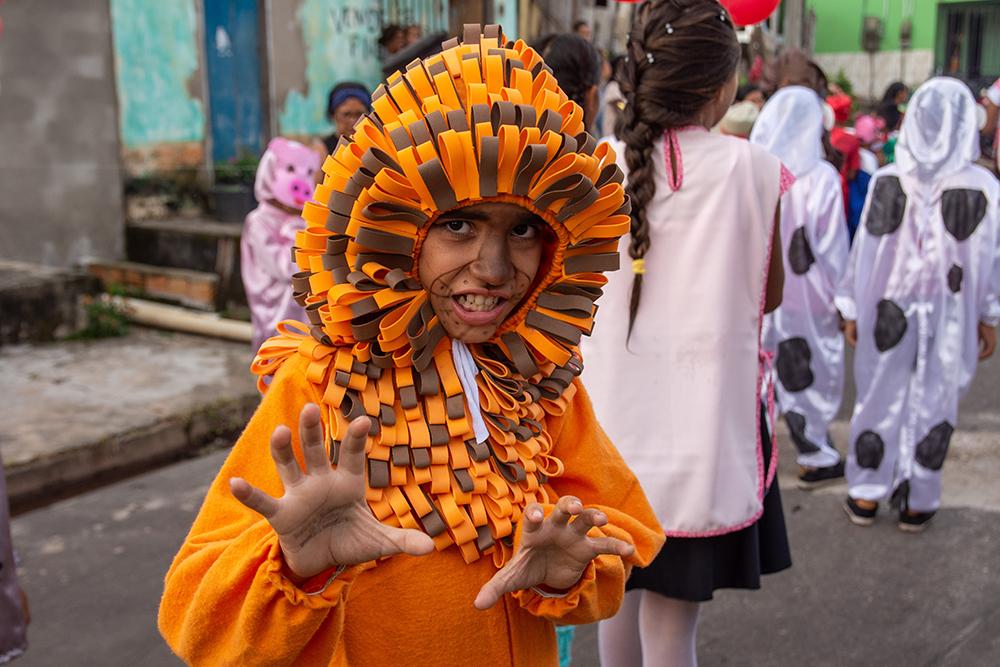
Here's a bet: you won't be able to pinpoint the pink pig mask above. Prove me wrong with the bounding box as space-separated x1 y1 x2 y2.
255 138 321 211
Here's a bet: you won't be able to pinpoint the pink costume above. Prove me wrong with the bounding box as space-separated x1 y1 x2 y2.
583 129 786 535
241 138 321 351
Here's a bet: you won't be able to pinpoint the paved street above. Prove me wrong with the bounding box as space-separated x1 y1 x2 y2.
9 354 1000 666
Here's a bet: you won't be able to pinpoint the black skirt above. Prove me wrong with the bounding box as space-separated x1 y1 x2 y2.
626 405 792 602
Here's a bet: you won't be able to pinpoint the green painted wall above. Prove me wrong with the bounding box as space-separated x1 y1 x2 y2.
278 0 385 137
109 0 204 147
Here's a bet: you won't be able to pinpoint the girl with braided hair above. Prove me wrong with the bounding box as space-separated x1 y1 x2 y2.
582 1 793 664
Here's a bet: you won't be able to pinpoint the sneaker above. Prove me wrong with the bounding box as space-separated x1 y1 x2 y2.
898 510 935 533
798 460 846 490
843 496 878 526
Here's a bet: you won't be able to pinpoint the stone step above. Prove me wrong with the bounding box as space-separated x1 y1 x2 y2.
87 260 219 311
125 217 246 311
0 260 99 345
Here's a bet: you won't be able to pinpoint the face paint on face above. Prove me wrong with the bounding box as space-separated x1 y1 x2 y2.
417 202 547 344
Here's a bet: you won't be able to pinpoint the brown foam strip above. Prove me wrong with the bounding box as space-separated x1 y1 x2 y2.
351 310 385 341
412 448 431 468
486 413 516 433
512 144 549 196
306 302 324 325
515 104 537 128
322 253 346 270
446 109 470 133
349 295 379 318
355 227 416 256
476 524 494 552
490 101 516 133
513 425 532 442
329 439 340 465
290 246 299 263
368 459 390 488
391 445 410 467
478 136 500 197
416 346 443 389
556 132 579 159
440 36 459 50
340 389 367 422
462 24 480 44
521 418 544 436
361 202 427 227
326 236 349 254
425 110 449 143
390 127 414 151
530 61 546 77
384 268 422 291
596 163 625 188
341 176 364 197
533 173 588 210
347 272 380 292
334 370 351 387
471 104 490 132
429 424 450 446
575 132 597 156
504 58 525 76
564 252 620 274
501 332 539 376
454 468 475 493
484 24 500 40
525 310 583 345
556 186 601 223
408 118 433 147
549 283 603 299
351 360 367 374
400 386 419 409
292 272 312 293
615 200 632 216
332 267 351 284
466 439 490 462
446 394 466 420
353 168 376 190
420 507 447 536
292 293 308 308
549 367 576 387
326 211 350 234
370 343 393 368
537 109 562 136
366 364 383 380
371 83 387 101
536 291 594 316
406 58 422 71
498 461 526 483
417 159 459 211
355 253 413 272
310 326 332 347
361 147 403 175
427 60 448 76
537 380 562 400
523 384 542 403
380 403 396 425
328 190 356 216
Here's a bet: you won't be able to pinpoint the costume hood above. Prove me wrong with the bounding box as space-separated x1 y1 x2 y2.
896 77 980 186
253 25 629 565
255 137 322 210
750 85 825 178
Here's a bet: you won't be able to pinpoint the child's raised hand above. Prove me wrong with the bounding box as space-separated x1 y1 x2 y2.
979 322 997 360
229 404 434 581
473 495 634 610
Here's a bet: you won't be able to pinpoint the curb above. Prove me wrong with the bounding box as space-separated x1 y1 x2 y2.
7 393 259 513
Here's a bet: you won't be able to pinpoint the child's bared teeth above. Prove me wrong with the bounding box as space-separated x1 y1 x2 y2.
456 294 500 312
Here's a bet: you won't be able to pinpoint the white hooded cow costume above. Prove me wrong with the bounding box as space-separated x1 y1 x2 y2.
836 78 1000 513
751 86 850 468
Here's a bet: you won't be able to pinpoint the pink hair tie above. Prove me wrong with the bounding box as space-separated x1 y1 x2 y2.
663 128 683 192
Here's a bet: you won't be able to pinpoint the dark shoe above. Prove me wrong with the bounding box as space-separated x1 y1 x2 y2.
843 496 877 526
898 510 935 533
798 460 846 490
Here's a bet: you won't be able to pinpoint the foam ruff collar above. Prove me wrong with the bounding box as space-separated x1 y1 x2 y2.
253 24 630 565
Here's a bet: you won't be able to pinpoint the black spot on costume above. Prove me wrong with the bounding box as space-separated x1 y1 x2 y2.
855 431 885 469
941 189 987 241
787 227 815 275
865 176 907 236
914 421 955 471
874 299 907 352
948 264 963 293
776 337 815 392
784 411 821 454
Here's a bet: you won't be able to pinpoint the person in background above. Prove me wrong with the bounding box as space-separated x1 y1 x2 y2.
827 92 872 242
981 76 1000 172
573 20 592 41
404 23 423 47
853 114 883 175
586 2 792 665
241 138 321 352
838 78 1000 532
876 81 909 133
718 100 760 139
736 83 766 109
379 24 406 56
315 82 373 160
599 54 627 139
1 453 29 663
538 33 602 132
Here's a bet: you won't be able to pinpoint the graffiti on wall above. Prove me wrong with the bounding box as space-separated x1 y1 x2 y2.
279 0 383 137
110 0 203 147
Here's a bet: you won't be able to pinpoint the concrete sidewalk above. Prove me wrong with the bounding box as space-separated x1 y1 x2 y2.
1 327 259 511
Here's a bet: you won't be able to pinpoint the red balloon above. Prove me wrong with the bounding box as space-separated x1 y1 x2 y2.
721 0 782 26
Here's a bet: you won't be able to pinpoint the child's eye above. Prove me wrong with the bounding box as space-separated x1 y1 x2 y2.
286 165 295 173
444 220 472 234
511 222 539 240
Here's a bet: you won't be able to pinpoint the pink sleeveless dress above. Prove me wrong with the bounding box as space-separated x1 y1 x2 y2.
582 128 786 537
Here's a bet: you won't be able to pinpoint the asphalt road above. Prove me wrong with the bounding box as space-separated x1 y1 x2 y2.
9 353 1000 666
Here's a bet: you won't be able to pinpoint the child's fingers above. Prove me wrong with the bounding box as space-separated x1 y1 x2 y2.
298 403 329 474
550 496 583 527
269 425 302 487
337 416 372 478
522 503 545 533
378 525 436 559
230 477 280 519
586 535 635 559
473 568 516 610
570 508 608 536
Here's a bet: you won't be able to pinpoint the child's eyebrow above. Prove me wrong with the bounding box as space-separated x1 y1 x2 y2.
439 209 491 221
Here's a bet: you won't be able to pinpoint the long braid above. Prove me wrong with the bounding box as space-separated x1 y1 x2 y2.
619 0 741 341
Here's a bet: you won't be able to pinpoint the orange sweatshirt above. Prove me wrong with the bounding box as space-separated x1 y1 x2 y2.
158 355 664 666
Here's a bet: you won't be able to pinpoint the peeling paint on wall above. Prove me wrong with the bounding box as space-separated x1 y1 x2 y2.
110 0 204 147
278 0 382 137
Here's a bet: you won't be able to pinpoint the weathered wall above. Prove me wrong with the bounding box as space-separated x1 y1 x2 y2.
110 0 207 175
272 0 384 140
0 0 125 267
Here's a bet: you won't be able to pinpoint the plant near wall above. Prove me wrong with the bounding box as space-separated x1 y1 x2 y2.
834 68 855 98
213 152 258 188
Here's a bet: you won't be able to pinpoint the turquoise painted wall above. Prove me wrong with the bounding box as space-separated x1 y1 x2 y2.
110 0 204 147
807 0 1000 54
279 0 383 137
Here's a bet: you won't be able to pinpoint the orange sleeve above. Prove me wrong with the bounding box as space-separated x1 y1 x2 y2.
511 379 665 624
157 355 365 666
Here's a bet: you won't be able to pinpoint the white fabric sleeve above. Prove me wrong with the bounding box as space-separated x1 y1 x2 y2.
980 186 1000 327
810 168 851 298
987 78 1000 107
